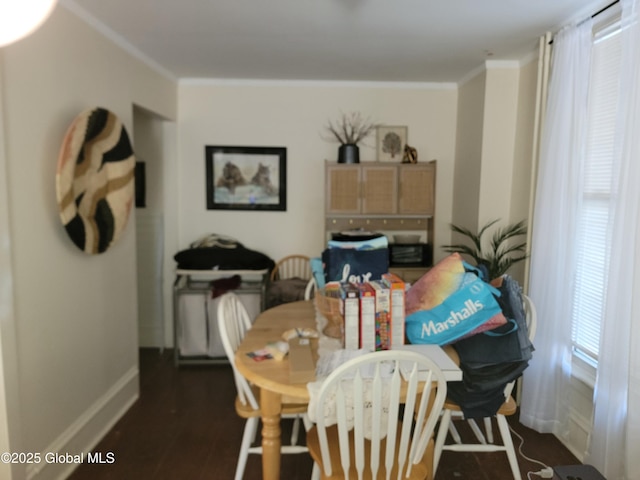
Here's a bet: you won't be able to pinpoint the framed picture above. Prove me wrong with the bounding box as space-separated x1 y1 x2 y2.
205 145 287 211
376 126 408 162
135 161 146 208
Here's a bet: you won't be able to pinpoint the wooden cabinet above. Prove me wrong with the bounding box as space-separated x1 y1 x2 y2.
326 161 435 216
398 163 435 215
325 161 437 280
325 164 398 214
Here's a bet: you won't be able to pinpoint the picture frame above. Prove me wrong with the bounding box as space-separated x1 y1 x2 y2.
135 161 146 208
205 145 287 211
376 126 408 162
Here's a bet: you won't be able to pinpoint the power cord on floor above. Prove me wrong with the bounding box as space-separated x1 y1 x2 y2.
509 424 555 479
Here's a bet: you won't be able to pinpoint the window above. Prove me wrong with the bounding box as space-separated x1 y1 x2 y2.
571 21 622 368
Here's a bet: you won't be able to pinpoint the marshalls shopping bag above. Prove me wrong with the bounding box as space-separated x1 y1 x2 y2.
404 254 506 345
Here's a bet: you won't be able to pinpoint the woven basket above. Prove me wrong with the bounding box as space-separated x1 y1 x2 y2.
314 290 344 340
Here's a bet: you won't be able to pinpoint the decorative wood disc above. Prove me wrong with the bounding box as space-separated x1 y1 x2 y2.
56 107 135 254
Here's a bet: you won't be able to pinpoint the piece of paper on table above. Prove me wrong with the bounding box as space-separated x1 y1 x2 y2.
247 349 273 362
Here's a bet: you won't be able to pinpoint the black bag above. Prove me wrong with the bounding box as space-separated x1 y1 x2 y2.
453 276 534 367
448 275 535 418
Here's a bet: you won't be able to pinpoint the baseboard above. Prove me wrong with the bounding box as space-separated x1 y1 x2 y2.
565 408 591 462
26 366 139 480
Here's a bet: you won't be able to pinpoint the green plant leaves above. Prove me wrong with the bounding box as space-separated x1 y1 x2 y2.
442 219 528 280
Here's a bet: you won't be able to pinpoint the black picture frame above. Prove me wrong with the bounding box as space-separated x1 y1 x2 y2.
205 145 287 211
135 161 146 208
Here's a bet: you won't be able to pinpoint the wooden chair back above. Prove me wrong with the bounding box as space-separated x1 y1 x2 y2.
270 254 312 281
308 350 447 479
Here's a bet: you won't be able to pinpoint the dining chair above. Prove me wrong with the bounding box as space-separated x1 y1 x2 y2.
217 292 313 480
433 294 538 480
304 277 316 300
306 350 447 480
270 254 312 282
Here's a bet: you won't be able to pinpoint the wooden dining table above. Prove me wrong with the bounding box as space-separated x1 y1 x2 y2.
234 299 462 480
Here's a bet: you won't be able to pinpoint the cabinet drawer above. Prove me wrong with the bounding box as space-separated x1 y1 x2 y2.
325 217 430 231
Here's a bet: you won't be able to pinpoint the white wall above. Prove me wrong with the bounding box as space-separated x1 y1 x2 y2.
177 81 458 264
0 4 176 479
479 63 520 227
0 51 23 480
511 57 538 226
509 56 538 283
134 107 170 347
453 70 485 232
451 60 537 286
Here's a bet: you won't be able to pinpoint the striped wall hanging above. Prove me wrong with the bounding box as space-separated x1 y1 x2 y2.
56 107 135 254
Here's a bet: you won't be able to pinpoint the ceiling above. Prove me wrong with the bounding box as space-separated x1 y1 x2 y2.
61 0 609 84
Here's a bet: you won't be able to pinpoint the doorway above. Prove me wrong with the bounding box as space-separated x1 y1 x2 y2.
133 105 168 348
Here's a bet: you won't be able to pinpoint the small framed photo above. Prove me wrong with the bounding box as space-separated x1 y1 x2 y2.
377 126 408 162
205 145 287 211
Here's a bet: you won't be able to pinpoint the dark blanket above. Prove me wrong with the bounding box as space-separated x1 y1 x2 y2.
266 277 308 309
174 245 275 272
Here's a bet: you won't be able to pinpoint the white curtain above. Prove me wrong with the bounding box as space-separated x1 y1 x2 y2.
522 1 640 477
585 0 640 477
520 19 593 439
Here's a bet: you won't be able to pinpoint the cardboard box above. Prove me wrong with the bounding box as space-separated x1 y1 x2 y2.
382 272 406 347
357 282 376 352
341 283 360 350
369 280 391 350
288 338 316 384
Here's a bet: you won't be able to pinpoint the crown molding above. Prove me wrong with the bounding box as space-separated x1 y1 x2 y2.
179 78 458 90
59 0 177 82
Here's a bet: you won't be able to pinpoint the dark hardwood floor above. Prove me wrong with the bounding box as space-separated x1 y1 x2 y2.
68 348 580 480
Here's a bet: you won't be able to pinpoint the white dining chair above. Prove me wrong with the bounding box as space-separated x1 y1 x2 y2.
433 294 537 480
304 277 316 300
217 292 313 480
306 350 447 479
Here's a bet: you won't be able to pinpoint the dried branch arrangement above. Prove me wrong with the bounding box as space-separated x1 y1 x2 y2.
324 112 379 145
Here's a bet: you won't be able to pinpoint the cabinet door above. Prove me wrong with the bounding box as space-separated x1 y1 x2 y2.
326 164 361 214
398 163 435 215
361 165 397 214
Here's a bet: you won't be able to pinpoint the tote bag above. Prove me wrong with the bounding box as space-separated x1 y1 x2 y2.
321 247 389 284
405 271 506 346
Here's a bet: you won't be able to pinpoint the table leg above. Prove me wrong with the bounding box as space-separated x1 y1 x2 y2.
260 388 282 480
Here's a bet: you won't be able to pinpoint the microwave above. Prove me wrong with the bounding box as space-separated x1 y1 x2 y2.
389 243 432 267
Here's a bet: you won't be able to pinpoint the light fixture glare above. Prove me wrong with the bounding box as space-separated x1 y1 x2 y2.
0 0 57 48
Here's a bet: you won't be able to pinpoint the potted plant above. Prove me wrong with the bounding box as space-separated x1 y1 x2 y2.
324 111 378 164
441 219 528 280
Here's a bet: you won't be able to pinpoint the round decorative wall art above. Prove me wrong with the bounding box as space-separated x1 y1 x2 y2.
56 107 135 254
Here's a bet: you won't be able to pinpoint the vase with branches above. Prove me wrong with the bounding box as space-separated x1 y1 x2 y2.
441 219 528 280
323 111 378 163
